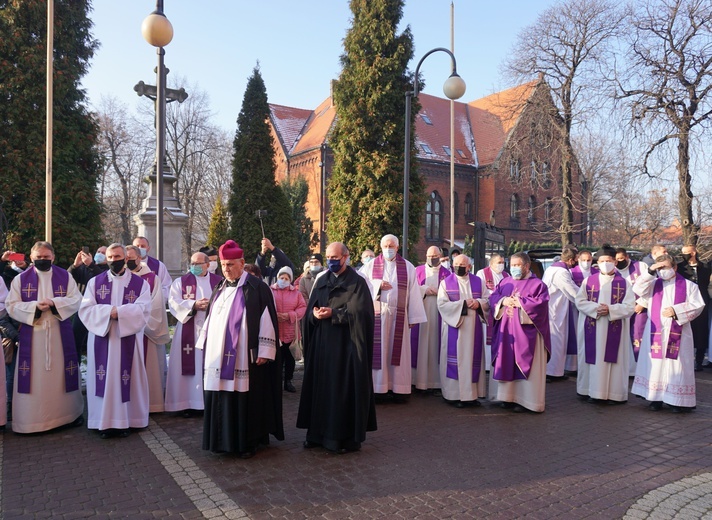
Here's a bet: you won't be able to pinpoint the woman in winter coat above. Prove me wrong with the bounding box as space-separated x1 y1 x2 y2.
271 266 307 392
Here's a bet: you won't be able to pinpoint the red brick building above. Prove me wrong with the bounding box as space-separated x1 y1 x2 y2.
269 78 585 261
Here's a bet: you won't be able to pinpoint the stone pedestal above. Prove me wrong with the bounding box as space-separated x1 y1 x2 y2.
133 161 188 279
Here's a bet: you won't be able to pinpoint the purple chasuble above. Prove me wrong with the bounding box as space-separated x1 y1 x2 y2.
179 272 221 375
410 265 448 368
650 274 687 360
444 274 483 382
583 273 627 365
93 271 145 402
17 266 79 394
372 254 408 370
145 255 160 276
489 276 551 381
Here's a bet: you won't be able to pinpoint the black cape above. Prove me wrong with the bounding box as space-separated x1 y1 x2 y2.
202 273 284 453
296 266 377 449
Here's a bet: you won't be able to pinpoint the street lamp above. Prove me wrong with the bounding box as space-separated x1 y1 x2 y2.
141 0 173 262
402 48 466 259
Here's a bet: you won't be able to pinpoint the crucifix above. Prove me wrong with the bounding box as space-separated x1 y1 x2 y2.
55 285 67 297
22 283 37 299
96 365 106 381
97 285 111 300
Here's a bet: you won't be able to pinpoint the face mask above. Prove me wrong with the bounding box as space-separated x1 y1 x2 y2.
276 278 290 289
682 253 693 262
579 261 591 271
492 263 505 274
126 259 139 271
382 248 396 260
94 252 106 264
328 258 343 273
616 260 628 270
455 266 467 277
310 265 322 274
427 258 440 268
362 256 373 264
108 259 125 275
189 265 204 276
208 261 218 274
11 263 24 273
510 266 523 280
138 247 147 258
33 259 52 272
659 268 675 281
441 261 450 270
599 261 615 274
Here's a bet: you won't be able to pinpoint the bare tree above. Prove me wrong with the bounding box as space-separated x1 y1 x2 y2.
503 0 624 245
617 0 712 245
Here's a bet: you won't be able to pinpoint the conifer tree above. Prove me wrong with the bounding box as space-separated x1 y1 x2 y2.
0 0 103 265
327 0 425 260
206 196 230 248
228 65 297 263
281 177 317 274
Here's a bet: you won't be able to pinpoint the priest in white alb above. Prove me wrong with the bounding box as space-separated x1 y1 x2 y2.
575 246 635 403
165 251 221 414
6 241 84 433
79 243 152 438
475 253 509 370
360 234 426 402
437 255 489 407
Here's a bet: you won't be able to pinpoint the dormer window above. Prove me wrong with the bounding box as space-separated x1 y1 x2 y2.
421 114 433 125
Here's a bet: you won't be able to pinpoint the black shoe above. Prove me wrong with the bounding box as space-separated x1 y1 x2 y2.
455 401 465 408
392 393 409 404
239 448 256 459
671 406 694 413
546 375 569 382
99 430 113 439
284 380 296 393
303 440 320 449
694 362 703 372
431 389 442 397
69 415 84 428
648 401 663 411
118 429 130 438
500 402 515 409
512 404 527 413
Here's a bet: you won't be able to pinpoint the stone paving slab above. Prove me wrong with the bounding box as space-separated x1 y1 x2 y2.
3 370 712 518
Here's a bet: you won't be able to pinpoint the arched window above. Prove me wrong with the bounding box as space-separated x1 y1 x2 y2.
464 193 473 219
545 197 553 221
425 191 443 240
509 159 521 183
528 195 536 222
510 194 519 220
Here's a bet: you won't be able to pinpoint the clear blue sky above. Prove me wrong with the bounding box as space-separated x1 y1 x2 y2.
82 1 559 131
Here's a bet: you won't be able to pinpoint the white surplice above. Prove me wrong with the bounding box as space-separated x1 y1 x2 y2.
617 261 647 376
79 270 152 430
361 257 427 394
542 265 578 377
437 276 490 402
7 268 83 433
575 274 635 402
134 265 170 413
631 272 704 407
412 265 444 390
165 273 213 411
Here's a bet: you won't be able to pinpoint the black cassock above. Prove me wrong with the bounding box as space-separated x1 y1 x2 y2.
297 266 377 451
202 274 284 454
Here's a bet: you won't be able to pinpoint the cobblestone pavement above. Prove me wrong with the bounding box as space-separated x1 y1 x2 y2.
2 368 712 519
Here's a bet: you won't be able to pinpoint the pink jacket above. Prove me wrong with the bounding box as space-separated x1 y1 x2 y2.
270 283 307 344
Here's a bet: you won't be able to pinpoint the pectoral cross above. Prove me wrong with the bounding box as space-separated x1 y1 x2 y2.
126 290 138 303
65 360 78 376
612 284 624 304
22 283 37 299
55 285 67 297
96 365 106 381
19 360 30 376
122 369 131 385
97 285 111 299
183 344 193 355
183 286 195 300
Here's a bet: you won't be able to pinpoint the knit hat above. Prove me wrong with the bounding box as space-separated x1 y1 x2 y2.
278 265 293 281
309 253 323 263
218 240 243 260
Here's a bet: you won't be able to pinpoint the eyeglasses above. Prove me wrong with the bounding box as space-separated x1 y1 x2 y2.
190 262 207 266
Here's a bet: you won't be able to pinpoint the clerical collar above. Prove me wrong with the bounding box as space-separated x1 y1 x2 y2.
224 279 238 287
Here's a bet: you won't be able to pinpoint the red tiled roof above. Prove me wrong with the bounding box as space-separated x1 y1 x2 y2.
292 98 336 155
269 104 313 154
414 94 475 166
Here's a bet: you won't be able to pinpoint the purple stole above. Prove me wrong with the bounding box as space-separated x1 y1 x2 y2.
444 274 483 382
490 277 551 381
410 265 449 368
93 271 145 403
625 261 645 361
145 255 160 276
483 267 510 343
571 265 599 287
211 282 246 380
550 262 578 355
141 272 157 366
372 254 408 370
649 274 687 360
583 274 627 364
17 266 79 394
179 272 221 375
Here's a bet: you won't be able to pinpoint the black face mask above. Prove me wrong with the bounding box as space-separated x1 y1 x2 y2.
455 266 468 277
682 253 693 262
126 259 138 271
108 259 125 275
427 258 440 267
33 259 52 272
616 260 628 270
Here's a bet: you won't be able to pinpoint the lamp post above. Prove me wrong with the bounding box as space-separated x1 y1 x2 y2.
402 48 466 259
141 1 173 262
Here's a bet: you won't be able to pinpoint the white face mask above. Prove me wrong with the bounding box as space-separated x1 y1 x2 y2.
598 261 615 275
579 260 591 271
208 261 218 274
659 268 676 281
276 278 290 289
382 248 396 260
492 263 505 274
441 261 450 270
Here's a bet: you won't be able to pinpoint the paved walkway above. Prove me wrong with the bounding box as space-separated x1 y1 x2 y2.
2 370 712 519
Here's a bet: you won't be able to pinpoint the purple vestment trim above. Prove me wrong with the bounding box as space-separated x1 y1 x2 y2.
410 265 448 369
444 274 483 382
17 266 79 394
583 274 626 365
372 254 407 370
146 255 160 276
483 267 510 344
178 272 221 376
93 271 144 402
218 284 245 380
650 274 686 360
